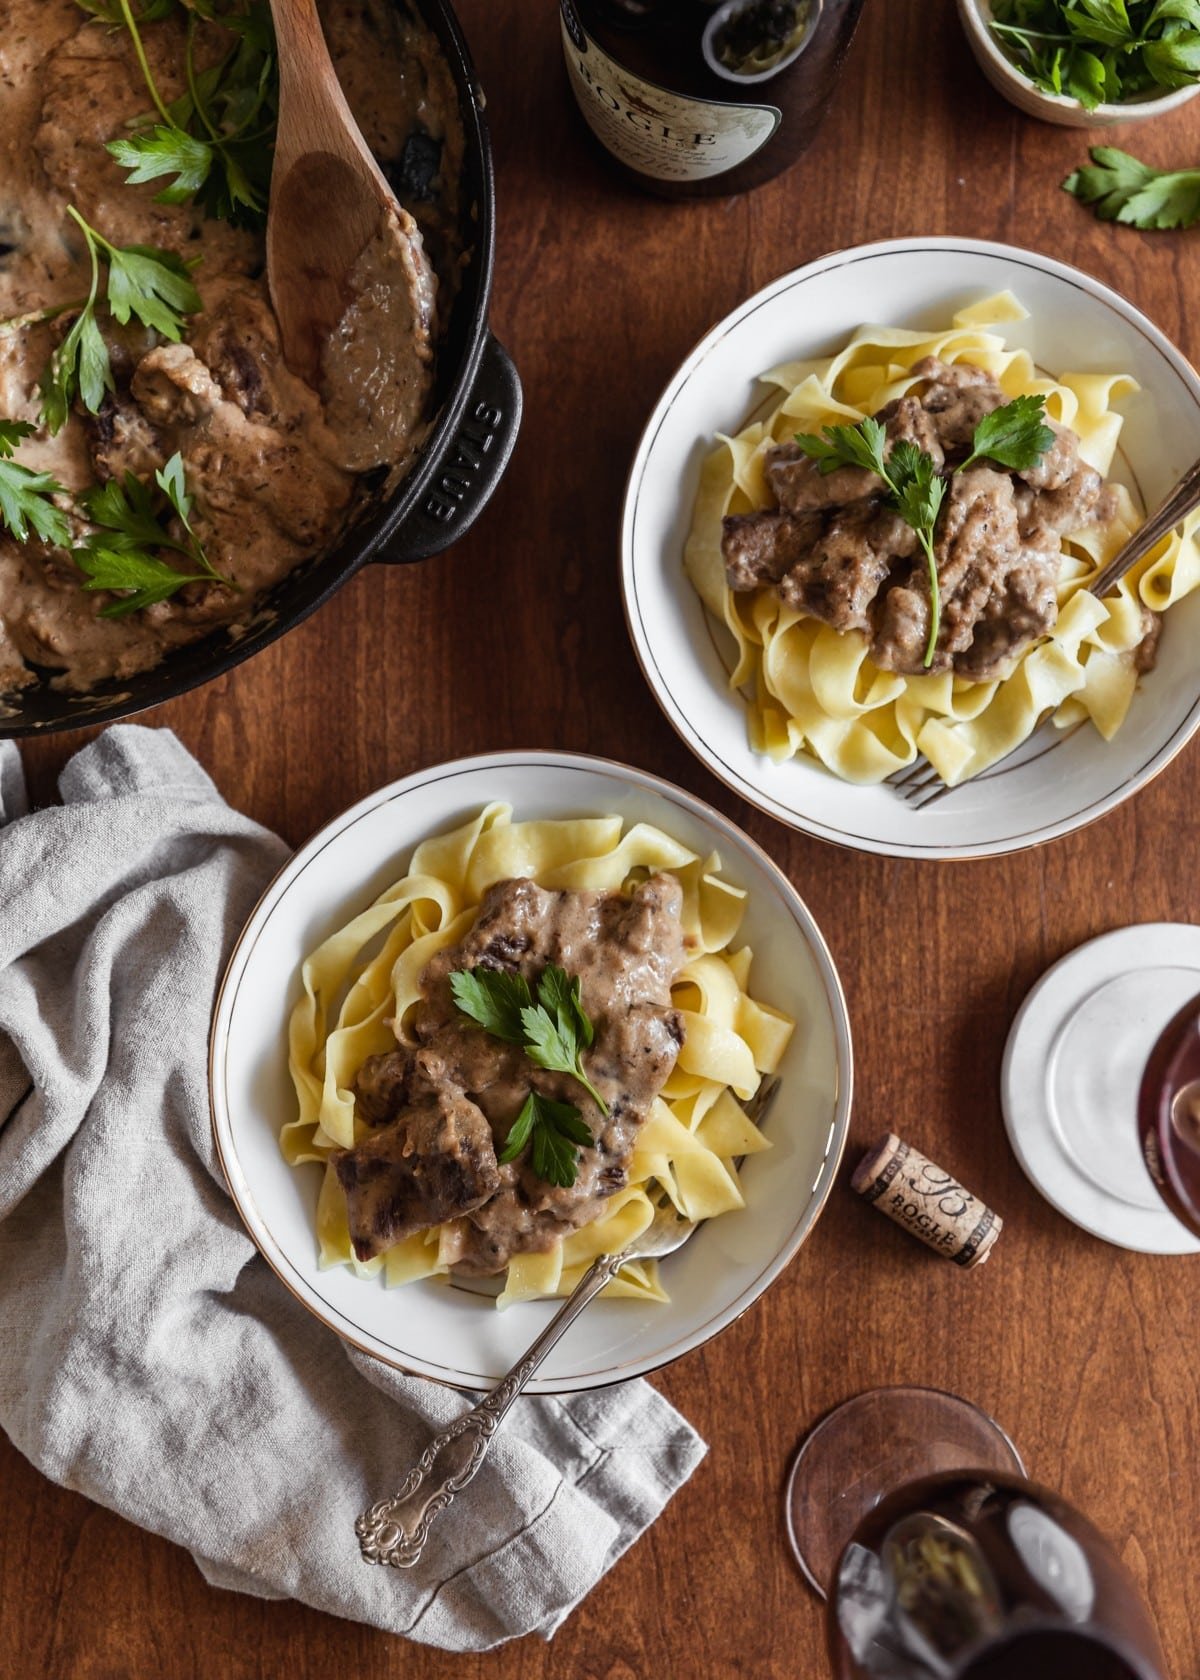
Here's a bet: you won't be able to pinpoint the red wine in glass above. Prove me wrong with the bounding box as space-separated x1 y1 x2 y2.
1138 993 1200 1237
786 1389 1168 1680
829 1471 1165 1679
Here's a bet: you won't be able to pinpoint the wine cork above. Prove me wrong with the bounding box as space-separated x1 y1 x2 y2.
851 1133 1002 1268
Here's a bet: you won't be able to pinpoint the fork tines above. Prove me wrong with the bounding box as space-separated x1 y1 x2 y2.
886 756 950 810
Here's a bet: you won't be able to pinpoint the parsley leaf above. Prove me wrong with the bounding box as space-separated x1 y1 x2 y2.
521 972 609 1115
795 420 947 667
891 445 947 533
890 447 947 659
1065 45 1109 105
990 0 1200 105
109 245 199 337
35 208 200 435
73 452 233 616
530 1100 595 1188
450 960 610 1115
1143 24 1200 85
448 967 532 1045
0 423 72 547
537 963 595 1050
1152 0 1200 26
38 214 112 435
793 416 888 479
76 0 176 20
98 0 277 229
0 421 35 458
106 125 213 204
88 231 200 341
73 544 214 615
498 1091 594 1189
1064 0 1135 49
155 451 198 531
450 961 612 1187
958 394 1057 473
81 469 169 550
1064 145 1200 227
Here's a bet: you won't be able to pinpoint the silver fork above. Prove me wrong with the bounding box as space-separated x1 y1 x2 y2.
888 455 1200 809
354 1075 781 1569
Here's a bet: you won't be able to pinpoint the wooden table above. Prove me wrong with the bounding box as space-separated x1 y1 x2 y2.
4 1 1199 1674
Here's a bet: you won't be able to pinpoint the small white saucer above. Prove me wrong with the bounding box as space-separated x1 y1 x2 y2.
1002 924 1200 1254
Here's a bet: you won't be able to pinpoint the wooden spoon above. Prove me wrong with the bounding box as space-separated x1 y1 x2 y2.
266 0 434 387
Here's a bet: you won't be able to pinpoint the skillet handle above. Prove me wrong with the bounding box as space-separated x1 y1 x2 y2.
375 333 522 565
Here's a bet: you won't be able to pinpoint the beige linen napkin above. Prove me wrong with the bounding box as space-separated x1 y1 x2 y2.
0 725 705 1650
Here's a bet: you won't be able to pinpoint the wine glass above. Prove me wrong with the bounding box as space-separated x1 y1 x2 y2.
1138 993 1200 1238
786 1387 1168 1679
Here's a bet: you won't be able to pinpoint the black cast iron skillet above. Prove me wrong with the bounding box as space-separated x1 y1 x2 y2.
0 0 520 739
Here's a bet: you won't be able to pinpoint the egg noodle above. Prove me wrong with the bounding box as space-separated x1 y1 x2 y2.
685 292 1200 786
285 804 793 1308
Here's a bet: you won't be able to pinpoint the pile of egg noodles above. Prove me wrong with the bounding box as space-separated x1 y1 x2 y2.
685 293 1200 786
286 803 792 1306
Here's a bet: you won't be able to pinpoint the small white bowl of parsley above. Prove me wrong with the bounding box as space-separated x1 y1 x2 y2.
958 0 1200 126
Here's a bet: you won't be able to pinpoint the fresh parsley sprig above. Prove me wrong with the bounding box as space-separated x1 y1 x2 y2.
449 962 609 1188
446 966 531 1044
520 965 608 1115
990 0 1200 111
794 394 1054 668
0 421 72 547
35 207 201 435
0 298 90 338
450 963 610 1116
73 451 233 615
794 417 947 666
95 0 278 228
39 211 112 436
890 443 948 661
789 416 891 478
1063 144 1200 227
957 396 1057 474
0 422 227 613
497 1092 594 1189
75 0 176 20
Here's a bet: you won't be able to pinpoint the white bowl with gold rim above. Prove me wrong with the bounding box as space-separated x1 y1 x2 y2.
620 237 1200 860
209 751 852 1394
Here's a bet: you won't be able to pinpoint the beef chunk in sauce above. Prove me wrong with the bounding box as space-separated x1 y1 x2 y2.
354 1048 414 1127
911 355 1005 449
766 446 881 514
777 505 918 635
875 392 947 468
720 356 1124 681
336 1062 501 1262
1134 608 1162 674
764 393 946 517
722 509 824 591
874 468 1059 678
339 874 688 1274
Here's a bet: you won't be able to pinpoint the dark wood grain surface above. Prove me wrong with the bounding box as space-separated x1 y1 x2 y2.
4 2 1200 1675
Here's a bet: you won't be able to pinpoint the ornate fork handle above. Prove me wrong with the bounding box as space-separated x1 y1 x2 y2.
355 1249 626 1569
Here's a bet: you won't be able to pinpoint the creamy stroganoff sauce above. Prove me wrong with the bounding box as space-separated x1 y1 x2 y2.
341 875 689 1275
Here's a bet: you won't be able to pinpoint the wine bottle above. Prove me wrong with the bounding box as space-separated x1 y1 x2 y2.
559 0 868 198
